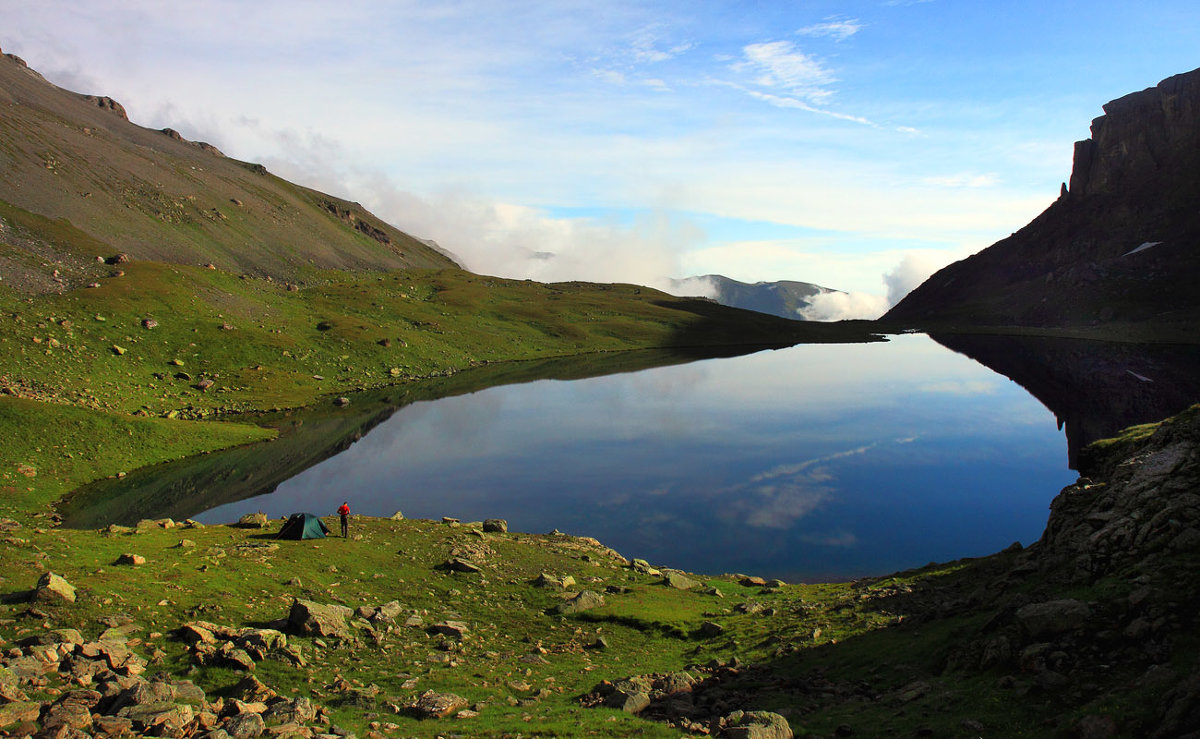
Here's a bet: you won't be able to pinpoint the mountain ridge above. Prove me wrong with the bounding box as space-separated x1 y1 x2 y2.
885 67 1200 340
670 274 836 320
0 47 457 293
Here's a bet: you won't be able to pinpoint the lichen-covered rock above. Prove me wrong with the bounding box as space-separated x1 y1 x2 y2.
237 512 268 528
32 572 76 603
719 709 794 739
552 590 605 614
407 689 468 718
287 599 353 639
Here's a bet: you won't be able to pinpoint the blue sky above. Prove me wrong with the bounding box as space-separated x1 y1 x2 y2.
4 1 1198 315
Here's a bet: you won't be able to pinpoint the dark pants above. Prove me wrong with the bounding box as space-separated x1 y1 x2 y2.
340 515 348 537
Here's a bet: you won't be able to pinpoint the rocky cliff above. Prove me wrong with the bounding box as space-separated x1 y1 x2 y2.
885 68 1200 338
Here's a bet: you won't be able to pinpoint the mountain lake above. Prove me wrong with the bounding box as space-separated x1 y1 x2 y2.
64 333 1200 581
189 333 1080 582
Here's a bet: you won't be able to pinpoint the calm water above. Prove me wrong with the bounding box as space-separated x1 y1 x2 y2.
198 334 1079 581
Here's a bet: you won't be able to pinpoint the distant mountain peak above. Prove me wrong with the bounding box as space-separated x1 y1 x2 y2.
670 274 838 321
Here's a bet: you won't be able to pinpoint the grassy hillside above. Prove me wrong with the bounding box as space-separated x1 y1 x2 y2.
0 49 453 291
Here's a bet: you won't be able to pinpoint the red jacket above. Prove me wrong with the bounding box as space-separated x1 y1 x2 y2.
337 504 349 516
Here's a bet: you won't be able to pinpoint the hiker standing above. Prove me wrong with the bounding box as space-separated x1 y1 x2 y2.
337 501 350 538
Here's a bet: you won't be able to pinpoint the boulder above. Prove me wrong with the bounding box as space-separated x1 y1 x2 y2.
662 571 700 590
428 621 469 638
553 590 605 615
287 599 353 639
532 572 575 589
604 689 650 714
407 690 468 718
440 557 482 573
630 558 661 576
0 701 41 727
115 553 146 566
482 518 508 533
375 600 404 622
720 710 794 739
1016 599 1090 637
698 621 726 638
32 572 76 603
222 710 266 738
237 512 269 529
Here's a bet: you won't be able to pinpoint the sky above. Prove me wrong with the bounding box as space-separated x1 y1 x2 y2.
4 1 1199 317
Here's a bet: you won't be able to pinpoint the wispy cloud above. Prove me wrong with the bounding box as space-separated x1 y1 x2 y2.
797 18 864 42
629 25 695 64
735 40 837 103
718 444 879 529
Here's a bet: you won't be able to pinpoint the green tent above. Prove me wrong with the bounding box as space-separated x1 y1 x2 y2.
277 512 330 540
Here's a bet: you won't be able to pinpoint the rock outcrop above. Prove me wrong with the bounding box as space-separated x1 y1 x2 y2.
885 67 1200 337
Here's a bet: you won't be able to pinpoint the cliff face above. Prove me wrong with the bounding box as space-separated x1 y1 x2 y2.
885 68 1200 337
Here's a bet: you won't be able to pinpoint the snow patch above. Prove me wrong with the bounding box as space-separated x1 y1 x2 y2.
1122 241 1162 257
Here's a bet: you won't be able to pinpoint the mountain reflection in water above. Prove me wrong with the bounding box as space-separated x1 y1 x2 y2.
931 334 1200 469
61 334 1200 581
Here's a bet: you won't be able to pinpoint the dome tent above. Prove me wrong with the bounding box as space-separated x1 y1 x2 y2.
276 512 330 540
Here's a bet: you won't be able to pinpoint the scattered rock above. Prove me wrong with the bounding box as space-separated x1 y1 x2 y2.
407 690 468 718
662 571 700 590
428 621 469 638
552 590 605 614
287 599 353 639
439 557 482 574
31 572 76 603
115 553 146 566
698 621 726 638
483 518 508 533
532 572 575 589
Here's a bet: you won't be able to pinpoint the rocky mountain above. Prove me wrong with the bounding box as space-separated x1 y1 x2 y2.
885 68 1200 339
670 275 836 320
0 48 456 294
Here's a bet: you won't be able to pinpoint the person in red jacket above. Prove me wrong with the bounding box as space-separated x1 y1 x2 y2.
337 501 350 538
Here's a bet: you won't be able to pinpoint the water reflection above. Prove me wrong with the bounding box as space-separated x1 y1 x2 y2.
65 333 1200 581
932 334 1200 468
196 335 1077 581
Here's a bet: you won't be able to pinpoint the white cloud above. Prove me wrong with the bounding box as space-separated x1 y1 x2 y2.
797 18 864 42
736 41 837 103
883 253 946 305
798 291 890 320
